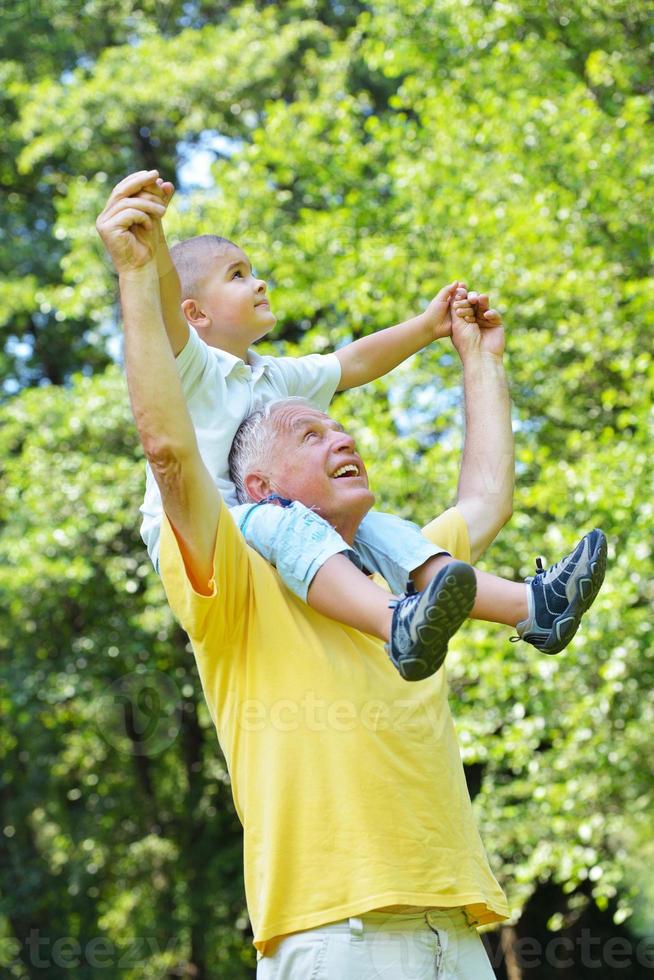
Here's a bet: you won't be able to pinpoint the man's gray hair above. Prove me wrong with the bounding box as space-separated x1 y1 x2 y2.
228 397 315 504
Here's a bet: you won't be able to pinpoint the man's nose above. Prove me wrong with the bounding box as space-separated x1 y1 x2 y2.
331 430 356 452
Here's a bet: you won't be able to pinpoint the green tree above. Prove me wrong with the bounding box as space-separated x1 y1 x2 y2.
0 370 255 977
2 1 652 976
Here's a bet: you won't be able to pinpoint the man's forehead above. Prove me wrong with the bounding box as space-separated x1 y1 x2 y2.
290 413 344 432
274 406 343 434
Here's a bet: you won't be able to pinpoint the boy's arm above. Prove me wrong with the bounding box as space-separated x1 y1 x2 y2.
156 229 190 356
142 180 190 356
451 294 514 563
335 281 458 390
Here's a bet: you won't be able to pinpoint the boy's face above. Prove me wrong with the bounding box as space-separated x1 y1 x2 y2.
193 245 276 350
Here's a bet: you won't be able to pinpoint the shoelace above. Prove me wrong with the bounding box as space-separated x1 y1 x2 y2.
509 556 547 643
533 551 577 583
388 581 418 611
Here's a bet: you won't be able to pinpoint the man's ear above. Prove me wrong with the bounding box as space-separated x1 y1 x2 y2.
243 472 271 503
182 298 210 331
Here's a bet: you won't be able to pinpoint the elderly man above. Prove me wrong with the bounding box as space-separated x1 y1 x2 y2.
98 179 527 977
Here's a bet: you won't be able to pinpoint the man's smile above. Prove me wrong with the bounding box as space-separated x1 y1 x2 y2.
331 463 360 479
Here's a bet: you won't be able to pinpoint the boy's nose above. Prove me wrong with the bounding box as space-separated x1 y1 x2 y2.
255 278 267 294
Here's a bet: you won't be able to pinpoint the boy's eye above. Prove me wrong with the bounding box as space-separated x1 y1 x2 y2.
232 270 243 279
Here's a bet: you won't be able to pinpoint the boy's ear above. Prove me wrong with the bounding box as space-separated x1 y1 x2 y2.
243 472 271 503
182 298 210 330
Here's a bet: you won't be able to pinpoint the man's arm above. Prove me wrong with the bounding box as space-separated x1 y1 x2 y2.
451 292 514 563
335 281 459 390
96 171 219 590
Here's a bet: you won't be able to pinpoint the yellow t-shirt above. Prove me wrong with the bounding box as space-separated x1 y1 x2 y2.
160 505 509 953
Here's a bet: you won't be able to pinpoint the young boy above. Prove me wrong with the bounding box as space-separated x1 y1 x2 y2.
127 171 606 681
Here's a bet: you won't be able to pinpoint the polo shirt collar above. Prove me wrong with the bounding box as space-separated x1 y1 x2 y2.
215 347 269 382
246 350 269 381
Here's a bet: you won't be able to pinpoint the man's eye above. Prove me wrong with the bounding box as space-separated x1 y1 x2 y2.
304 430 319 441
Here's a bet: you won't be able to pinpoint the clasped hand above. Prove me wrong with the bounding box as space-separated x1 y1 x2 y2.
96 170 172 275
450 286 505 357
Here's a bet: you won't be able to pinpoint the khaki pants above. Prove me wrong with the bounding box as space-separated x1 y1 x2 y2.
256 908 496 979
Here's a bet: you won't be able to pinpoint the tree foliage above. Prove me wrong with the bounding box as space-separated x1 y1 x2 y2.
1 1 652 976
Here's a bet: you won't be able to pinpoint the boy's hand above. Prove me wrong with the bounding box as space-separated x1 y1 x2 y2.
139 177 175 229
422 281 462 340
144 176 175 204
96 170 166 274
451 286 505 358
138 177 175 272
132 174 189 355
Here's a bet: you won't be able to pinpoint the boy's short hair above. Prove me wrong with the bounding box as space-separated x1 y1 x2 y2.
170 234 238 300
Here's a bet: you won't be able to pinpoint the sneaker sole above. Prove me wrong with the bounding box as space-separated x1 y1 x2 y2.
541 530 608 655
393 561 477 681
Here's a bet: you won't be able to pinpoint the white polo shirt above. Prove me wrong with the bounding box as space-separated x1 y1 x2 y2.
140 328 342 569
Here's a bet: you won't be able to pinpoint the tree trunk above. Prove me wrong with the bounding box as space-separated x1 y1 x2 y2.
500 925 523 980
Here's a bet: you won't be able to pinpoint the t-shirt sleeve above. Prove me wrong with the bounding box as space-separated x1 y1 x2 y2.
175 326 211 396
272 352 342 411
421 507 471 563
159 505 253 642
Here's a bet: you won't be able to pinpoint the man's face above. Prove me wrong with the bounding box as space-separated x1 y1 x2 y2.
196 245 276 346
263 406 375 537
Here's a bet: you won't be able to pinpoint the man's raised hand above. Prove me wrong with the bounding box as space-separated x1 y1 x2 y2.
96 170 167 275
451 286 505 358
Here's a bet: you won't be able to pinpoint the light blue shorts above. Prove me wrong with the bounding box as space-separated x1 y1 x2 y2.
230 497 448 600
256 908 496 979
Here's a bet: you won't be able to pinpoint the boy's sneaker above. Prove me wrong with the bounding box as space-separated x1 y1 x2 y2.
386 561 477 681
514 529 607 655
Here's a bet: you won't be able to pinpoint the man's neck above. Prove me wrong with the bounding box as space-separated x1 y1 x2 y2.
331 508 371 548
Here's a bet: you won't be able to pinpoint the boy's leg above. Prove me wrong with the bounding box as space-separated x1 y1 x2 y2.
413 529 607 655
413 557 529 626
306 556 393 640
353 510 525 626
308 553 477 681
231 498 476 680
233 497 396 635
350 511 607 654
352 510 452 596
